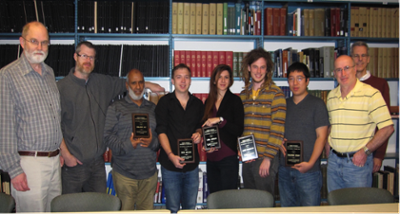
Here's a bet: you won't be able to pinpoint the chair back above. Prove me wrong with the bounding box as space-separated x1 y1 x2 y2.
206 189 274 209
328 187 394 205
51 192 121 212
0 192 15 213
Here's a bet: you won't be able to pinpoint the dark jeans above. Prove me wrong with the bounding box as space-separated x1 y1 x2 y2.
61 157 106 194
206 155 239 193
242 157 279 198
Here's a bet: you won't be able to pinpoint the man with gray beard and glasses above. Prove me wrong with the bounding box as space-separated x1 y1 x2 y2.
104 69 159 210
0 21 62 212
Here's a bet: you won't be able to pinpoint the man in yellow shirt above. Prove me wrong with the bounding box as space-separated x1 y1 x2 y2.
326 55 394 192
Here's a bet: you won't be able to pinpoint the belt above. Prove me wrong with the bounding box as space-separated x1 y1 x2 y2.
18 149 60 157
332 149 355 158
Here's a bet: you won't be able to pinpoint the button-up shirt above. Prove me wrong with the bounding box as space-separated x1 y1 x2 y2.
0 53 62 178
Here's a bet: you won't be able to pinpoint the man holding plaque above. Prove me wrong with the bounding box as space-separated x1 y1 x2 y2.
326 55 393 192
155 64 204 213
57 41 164 194
104 69 159 210
278 62 329 207
239 48 286 200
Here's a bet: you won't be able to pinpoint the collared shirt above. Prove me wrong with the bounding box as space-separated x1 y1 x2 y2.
359 70 371 81
155 91 204 172
0 53 62 178
240 83 286 159
327 79 393 153
104 96 159 180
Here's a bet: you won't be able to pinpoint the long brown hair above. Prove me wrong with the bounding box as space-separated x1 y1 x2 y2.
240 48 274 97
202 64 233 122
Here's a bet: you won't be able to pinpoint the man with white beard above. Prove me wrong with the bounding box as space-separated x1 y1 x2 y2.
0 21 62 212
104 69 159 210
57 41 164 194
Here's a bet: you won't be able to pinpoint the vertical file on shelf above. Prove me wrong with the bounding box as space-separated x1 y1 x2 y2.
216 3 223 35
172 2 178 34
209 3 216 35
202 3 209 35
196 3 202 35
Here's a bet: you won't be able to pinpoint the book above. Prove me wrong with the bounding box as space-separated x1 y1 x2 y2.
190 3 196 35
209 3 216 35
195 3 203 35
202 4 209 35
177 3 184 34
223 3 228 35
216 3 223 35
183 3 190 34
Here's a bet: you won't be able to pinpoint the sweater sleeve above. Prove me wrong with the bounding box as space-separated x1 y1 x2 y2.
265 89 286 158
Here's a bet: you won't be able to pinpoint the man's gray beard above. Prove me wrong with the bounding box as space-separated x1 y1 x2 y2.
128 87 145 100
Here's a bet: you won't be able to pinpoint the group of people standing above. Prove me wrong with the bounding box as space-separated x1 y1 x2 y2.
0 21 394 213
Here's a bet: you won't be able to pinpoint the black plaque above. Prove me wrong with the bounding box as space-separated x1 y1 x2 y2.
132 113 150 138
177 138 195 163
285 140 303 166
238 135 258 162
202 125 221 151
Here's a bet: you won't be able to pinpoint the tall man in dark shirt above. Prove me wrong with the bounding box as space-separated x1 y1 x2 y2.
58 41 164 194
351 41 391 173
104 69 159 210
155 64 204 213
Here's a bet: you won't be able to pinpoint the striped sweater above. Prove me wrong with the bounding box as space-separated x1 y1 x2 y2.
240 83 286 159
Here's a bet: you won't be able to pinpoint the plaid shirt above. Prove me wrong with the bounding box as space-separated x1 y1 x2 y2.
0 53 62 178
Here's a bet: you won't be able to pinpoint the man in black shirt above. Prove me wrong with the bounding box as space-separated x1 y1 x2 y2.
155 64 204 213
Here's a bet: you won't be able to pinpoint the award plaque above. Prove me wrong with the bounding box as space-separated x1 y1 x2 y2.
285 140 303 166
177 138 195 163
132 113 150 138
238 135 258 162
202 125 221 151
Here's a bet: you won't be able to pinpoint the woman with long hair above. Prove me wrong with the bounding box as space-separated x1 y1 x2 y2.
202 64 244 193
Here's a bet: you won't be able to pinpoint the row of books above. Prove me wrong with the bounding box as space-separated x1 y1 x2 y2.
0 44 170 78
372 166 399 196
0 170 11 195
366 48 399 79
266 7 347 37
351 7 399 38
78 1 169 34
308 90 330 105
174 46 342 79
0 0 74 33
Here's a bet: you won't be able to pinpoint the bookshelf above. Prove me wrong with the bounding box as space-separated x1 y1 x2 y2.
0 0 398 206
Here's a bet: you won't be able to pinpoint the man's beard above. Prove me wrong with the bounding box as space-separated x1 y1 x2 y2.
24 50 48 64
128 87 145 100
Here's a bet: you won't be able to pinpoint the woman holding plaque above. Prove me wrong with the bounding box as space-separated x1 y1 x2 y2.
202 64 244 193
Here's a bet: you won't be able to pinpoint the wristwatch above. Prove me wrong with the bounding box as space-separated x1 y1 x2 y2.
219 117 224 124
363 146 372 156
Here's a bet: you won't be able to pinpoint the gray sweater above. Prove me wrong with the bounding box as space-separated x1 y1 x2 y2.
57 69 126 164
104 96 159 180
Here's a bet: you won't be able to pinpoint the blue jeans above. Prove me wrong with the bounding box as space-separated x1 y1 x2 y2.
278 166 322 207
327 150 373 193
161 166 199 213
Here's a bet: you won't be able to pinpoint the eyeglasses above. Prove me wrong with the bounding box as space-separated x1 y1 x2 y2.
22 37 50 47
288 76 306 82
77 53 95 61
352 54 369 59
333 65 355 73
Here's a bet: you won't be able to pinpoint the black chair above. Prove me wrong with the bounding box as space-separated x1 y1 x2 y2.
0 192 15 213
327 187 394 205
51 192 121 212
206 189 274 209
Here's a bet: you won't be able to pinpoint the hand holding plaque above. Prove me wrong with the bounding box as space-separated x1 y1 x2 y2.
238 135 258 162
132 113 150 138
202 125 221 151
177 138 195 163
285 140 303 166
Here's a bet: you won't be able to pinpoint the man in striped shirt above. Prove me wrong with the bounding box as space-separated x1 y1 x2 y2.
326 55 394 192
239 48 286 200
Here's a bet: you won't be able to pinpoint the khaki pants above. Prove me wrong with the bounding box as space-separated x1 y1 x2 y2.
11 155 61 212
112 170 157 210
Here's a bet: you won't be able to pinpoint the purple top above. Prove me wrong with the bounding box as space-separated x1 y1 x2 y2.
207 106 236 162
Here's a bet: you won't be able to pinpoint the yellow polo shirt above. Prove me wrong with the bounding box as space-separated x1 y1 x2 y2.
327 79 393 153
